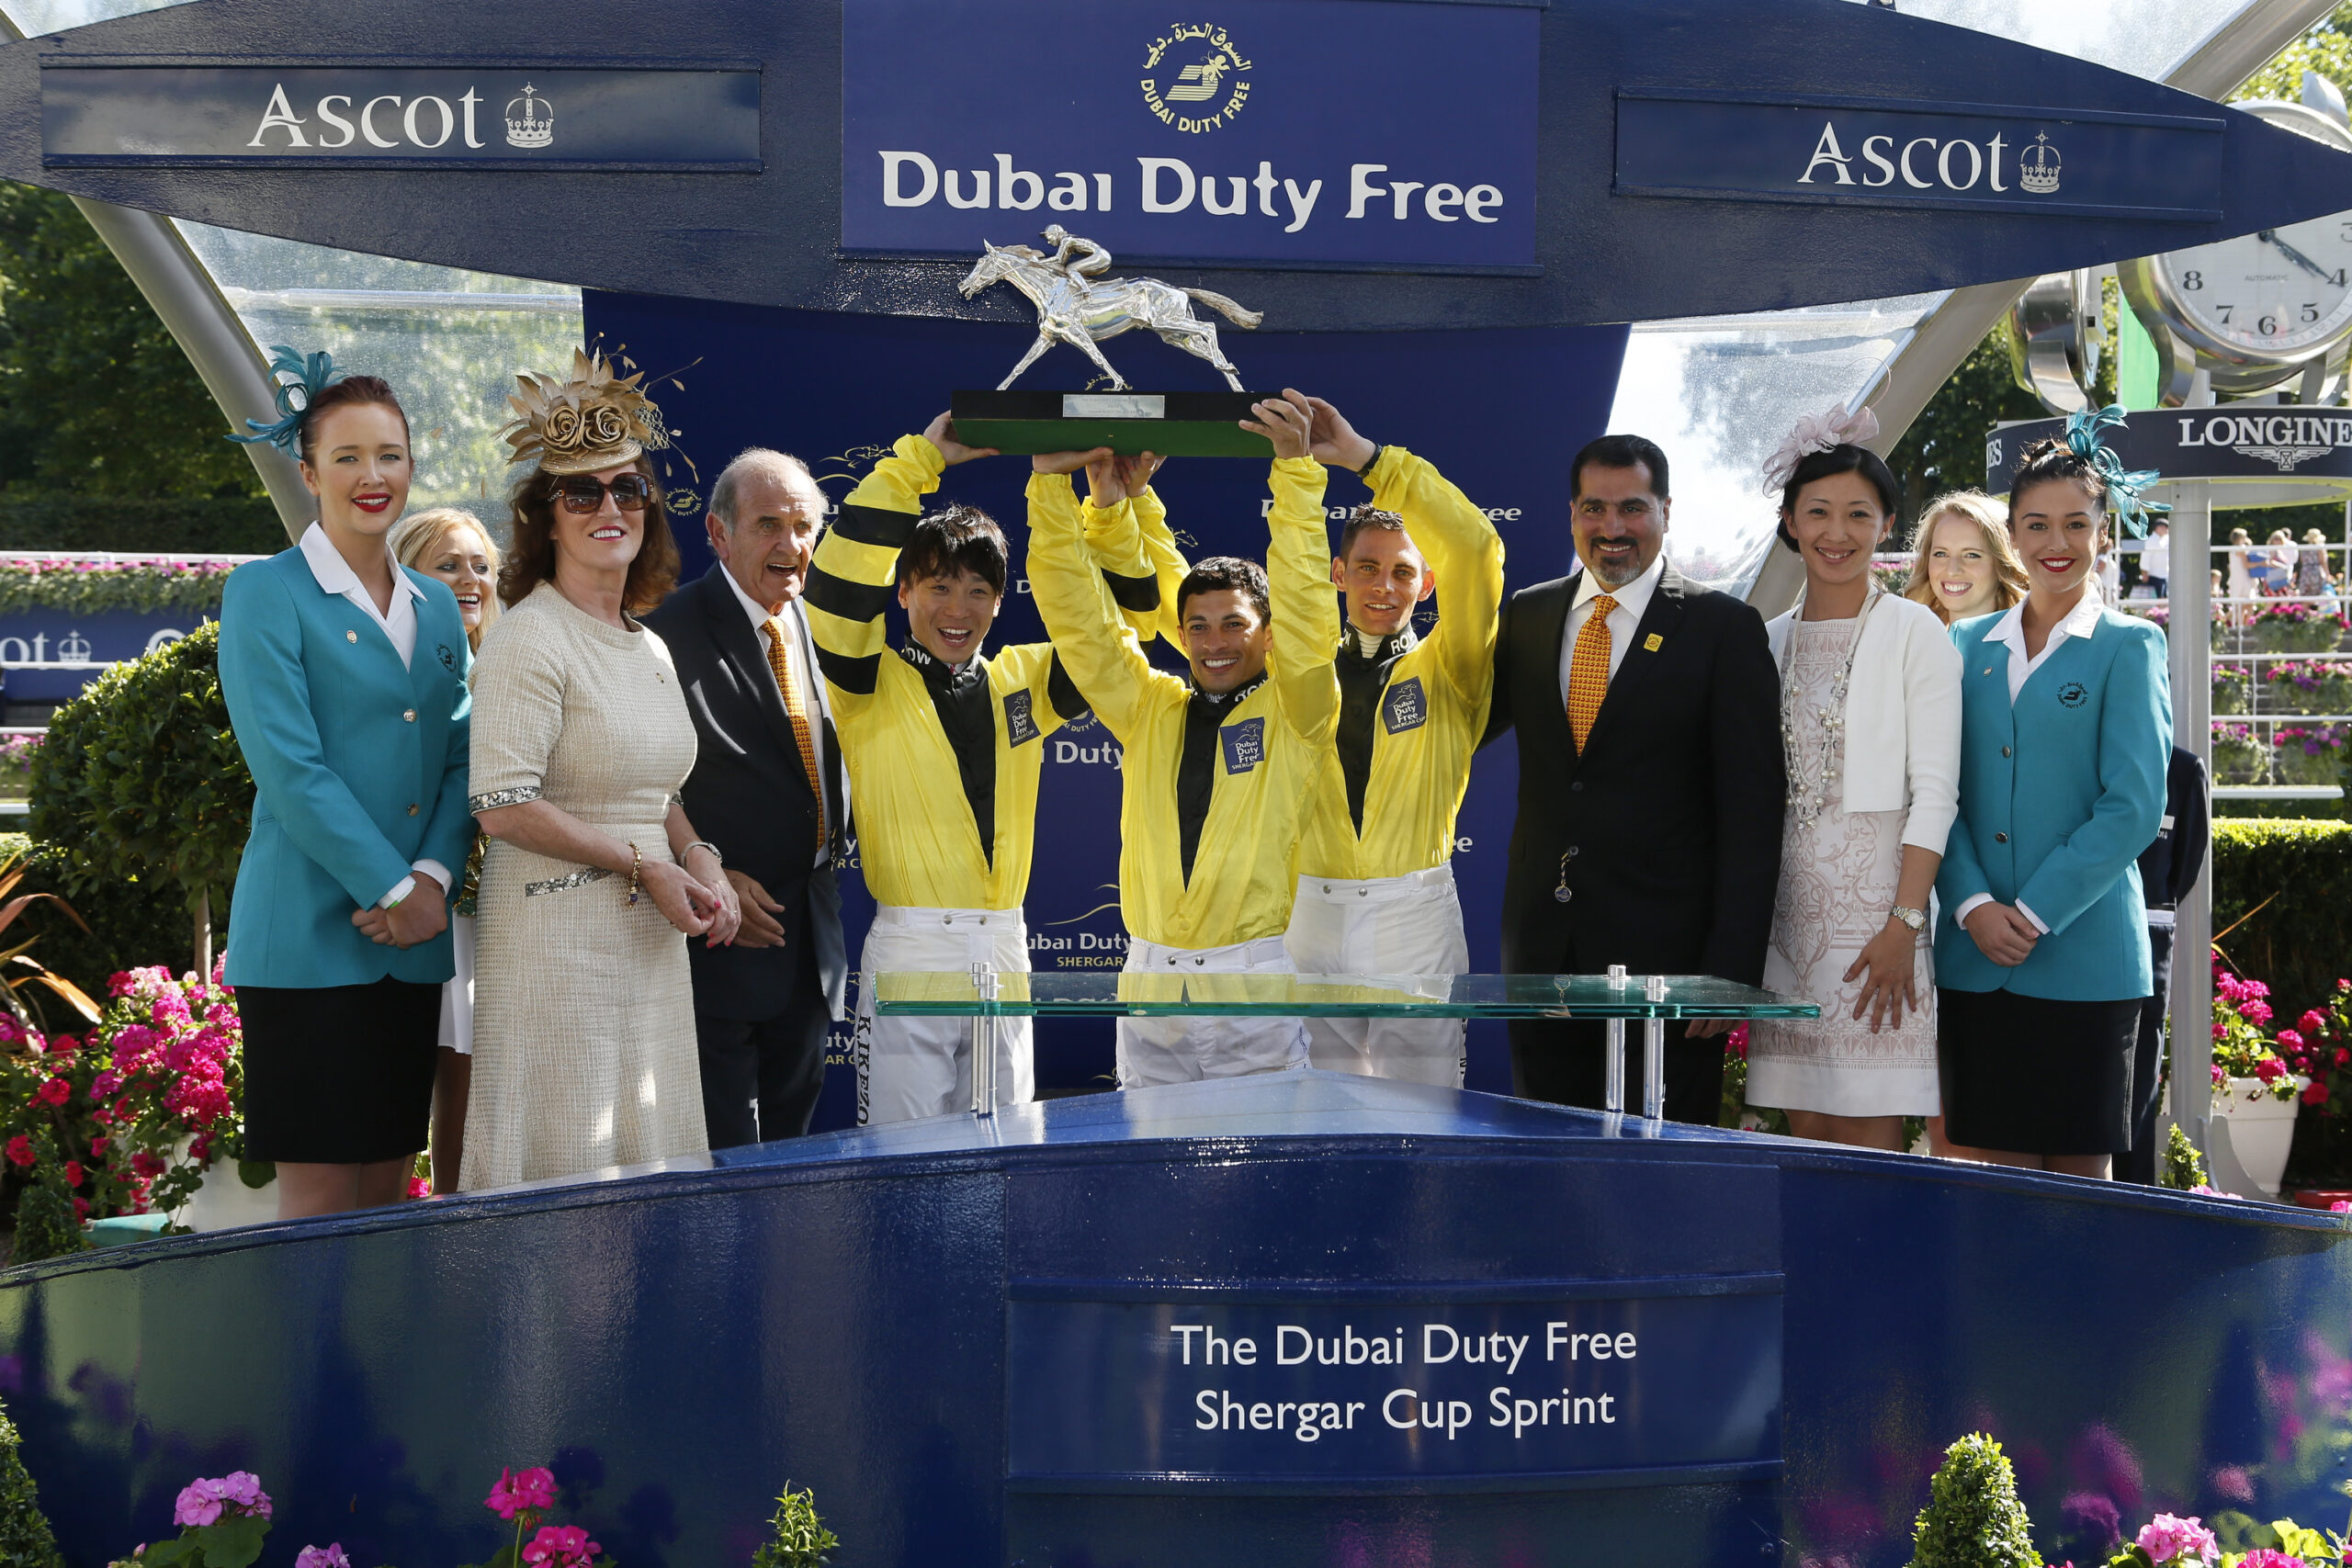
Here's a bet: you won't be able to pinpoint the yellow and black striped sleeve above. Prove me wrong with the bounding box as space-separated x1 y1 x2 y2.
804 434 943 716
1367 446 1504 704
1081 484 1189 649
1265 456 1342 746
1027 470 1166 742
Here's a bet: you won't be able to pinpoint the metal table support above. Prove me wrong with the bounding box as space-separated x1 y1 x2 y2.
970 962 999 1118
1643 974 1668 1124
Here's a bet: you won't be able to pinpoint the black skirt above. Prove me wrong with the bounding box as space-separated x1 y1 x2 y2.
238 978 441 1164
1939 986 2143 1156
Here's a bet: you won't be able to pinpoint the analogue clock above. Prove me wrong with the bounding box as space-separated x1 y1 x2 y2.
2120 99 2352 401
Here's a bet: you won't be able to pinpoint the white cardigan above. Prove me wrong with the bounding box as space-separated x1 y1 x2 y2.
1764 592 1962 855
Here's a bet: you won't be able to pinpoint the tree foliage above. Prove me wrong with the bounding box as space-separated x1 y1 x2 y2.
2235 4 2352 103
0 181 262 500
1884 330 2048 533
0 1393 62 1568
1909 1433 2042 1568
26 622 250 931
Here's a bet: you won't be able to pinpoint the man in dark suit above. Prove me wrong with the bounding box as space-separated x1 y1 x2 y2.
2118 745 2210 1185
1483 434 1785 1124
643 449 849 1146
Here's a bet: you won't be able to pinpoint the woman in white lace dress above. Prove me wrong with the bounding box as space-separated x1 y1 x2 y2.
1747 417 1962 1149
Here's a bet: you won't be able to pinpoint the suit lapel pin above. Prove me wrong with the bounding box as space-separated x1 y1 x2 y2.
1643 633 1663 652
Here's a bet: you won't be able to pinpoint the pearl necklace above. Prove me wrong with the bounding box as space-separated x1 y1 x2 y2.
1779 588 1881 830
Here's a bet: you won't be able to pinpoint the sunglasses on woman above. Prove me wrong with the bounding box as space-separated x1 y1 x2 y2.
556 474 653 514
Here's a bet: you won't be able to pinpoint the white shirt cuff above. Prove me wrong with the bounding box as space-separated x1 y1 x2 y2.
2015 898 2050 935
379 862 452 910
1952 893 1993 926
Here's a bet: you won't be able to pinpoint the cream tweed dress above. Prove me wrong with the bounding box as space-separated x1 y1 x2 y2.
458 581 707 1190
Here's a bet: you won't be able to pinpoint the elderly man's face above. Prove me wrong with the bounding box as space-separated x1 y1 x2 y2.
707 465 826 614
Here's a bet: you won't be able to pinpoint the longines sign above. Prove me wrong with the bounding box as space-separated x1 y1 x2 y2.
841 0 1541 272
1617 91 2224 222
40 65 761 170
1987 411 2352 490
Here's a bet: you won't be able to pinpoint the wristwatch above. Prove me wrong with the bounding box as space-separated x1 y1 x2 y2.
1890 906 1928 932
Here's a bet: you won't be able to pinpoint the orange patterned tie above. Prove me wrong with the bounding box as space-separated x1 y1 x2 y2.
1566 593 1617 753
763 616 826 825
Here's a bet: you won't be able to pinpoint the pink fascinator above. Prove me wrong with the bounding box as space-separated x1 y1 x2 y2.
1761 404 1882 494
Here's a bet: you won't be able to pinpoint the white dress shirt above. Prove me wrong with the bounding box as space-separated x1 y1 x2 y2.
1951 592 2105 935
297 523 449 909
1556 552 1667 709
718 567 834 870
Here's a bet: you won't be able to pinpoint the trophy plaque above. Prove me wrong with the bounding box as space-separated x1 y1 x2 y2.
951 226 1276 457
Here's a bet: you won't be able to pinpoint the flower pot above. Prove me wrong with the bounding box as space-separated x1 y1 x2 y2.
2213 739 2268 785
2214 1075 2306 1197
2261 675 2348 715
165 1147 276 1232
2256 618 2347 654
2276 745 2346 787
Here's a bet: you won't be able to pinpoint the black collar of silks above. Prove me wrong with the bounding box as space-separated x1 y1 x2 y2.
1189 669 1269 709
1338 625 1418 664
899 637 988 694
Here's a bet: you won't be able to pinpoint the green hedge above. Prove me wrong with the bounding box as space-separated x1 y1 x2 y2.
0 494 286 555
2213 818 2352 1021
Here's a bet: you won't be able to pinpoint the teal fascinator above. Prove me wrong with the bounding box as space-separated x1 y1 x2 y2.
2061 404 2170 538
226 345 344 455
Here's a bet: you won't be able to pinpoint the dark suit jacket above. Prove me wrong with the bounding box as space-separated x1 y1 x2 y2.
1483 562 1785 986
2135 746 2211 915
643 566 849 1022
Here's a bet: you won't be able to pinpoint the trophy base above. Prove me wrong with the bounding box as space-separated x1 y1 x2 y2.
950 390 1276 457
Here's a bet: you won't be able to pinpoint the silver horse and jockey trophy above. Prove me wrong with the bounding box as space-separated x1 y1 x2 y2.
950 227 1276 456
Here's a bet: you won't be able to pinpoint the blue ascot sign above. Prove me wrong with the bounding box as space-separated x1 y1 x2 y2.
1617 93 2223 222
41 65 761 170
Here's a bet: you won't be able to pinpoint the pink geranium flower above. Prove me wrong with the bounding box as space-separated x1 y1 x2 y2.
2138 1514 2219 1564
2239 1552 2306 1568
5 1136 32 1169
2308 1081 2333 1106
295 1546 351 1568
487 1464 558 1520
521 1524 601 1568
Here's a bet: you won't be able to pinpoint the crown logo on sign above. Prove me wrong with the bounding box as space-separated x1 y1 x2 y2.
2019 131 2061 195
57 629 89 662
505 84 553 150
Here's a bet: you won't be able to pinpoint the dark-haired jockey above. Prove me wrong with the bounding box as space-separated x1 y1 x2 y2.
804 413 1179 1124
1026 392 1340 1087
1283 397 1503 1085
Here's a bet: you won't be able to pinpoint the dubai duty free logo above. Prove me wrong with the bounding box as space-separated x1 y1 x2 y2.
1141 24 1252 134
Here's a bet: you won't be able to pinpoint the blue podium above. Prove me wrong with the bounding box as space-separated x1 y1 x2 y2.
0 981 2344 1566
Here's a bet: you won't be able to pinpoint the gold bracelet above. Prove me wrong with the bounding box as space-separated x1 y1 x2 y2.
626 841 642 906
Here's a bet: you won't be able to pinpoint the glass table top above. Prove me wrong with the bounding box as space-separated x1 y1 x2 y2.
870 973 1820 1020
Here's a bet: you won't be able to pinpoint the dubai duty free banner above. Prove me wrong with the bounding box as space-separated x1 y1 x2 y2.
841 0 1540 274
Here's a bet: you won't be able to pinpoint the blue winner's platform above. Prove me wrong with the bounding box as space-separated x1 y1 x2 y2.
0 1074 2346 1564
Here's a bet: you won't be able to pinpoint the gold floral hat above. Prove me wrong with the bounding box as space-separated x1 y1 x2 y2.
499 347 672 476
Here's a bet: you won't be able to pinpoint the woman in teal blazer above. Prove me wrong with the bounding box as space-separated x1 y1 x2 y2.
217 358 473 1221
1935 423 2171 1179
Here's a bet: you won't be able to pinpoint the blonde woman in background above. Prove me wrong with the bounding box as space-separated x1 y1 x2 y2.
390 507 502 1193
1903 490 2029 626
2227 527 2256 626
2301 527 2338 612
